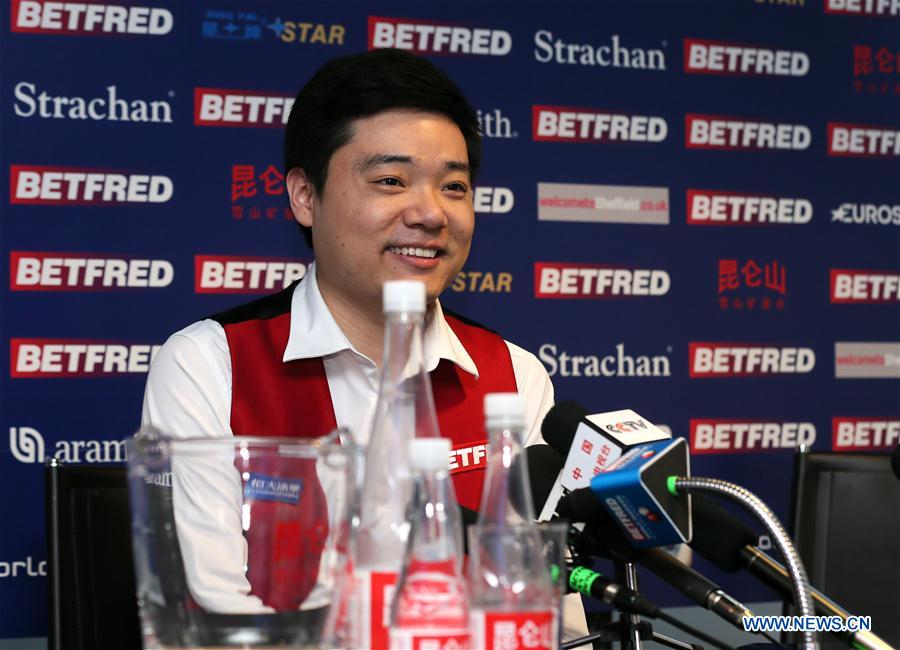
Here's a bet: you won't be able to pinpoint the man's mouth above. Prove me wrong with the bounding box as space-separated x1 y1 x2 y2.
386 246 439 259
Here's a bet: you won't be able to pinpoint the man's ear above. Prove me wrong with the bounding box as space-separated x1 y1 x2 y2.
286 168 315 228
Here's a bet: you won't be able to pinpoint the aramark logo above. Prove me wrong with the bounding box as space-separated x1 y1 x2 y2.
13 82 173 123
831 202 900 226
539 343 672 378
534 31 666 70
12 1 173 35
477 109 516 139
9 426 126 464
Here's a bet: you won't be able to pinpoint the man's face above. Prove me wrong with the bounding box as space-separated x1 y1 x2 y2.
290 109 474 312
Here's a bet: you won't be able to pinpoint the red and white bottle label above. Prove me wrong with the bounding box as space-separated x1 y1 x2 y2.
470 610 555 650
391 559 471 649
389 628 471 650
355 569 398 650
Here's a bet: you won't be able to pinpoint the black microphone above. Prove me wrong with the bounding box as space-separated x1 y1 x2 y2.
689 495 896 650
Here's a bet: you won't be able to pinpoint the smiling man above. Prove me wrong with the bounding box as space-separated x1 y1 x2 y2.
141 48 584 636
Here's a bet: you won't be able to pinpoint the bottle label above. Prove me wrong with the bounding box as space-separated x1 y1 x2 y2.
391 559 470 649
389 628 471 650
470 610 555 650
355 569 398 650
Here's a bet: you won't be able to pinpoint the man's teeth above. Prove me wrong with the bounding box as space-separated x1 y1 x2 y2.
389 246 438 259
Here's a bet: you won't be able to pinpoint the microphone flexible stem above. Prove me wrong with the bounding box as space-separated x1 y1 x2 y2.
673 477 817 650
655 609 737 650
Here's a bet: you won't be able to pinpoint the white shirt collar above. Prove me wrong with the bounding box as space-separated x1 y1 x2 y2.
284 262 479 378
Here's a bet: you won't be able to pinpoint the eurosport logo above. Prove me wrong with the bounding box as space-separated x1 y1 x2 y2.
686 114 811 151
684 38 809 76
10 340 161 377
825 0 900 16
539 343 672 378
11 1 173 35
689 343 815 377
194 88 294 127
11 252 174 290
831 202 900 226
538 183 669 225
687 190 812 225
195 255 310 293
835 342 900 378
833 418 900 450
8 426 125 464
534 31 666 70
10 166 173 205
690 420 816 454
368 16 511 56
13 82 173 123
830 269 900 303
449 271 512 293
534 106 667 144
828 123 900 157
535 263 670 299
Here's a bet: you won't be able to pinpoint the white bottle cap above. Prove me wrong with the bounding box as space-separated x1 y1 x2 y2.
409 437 451 471
484 392 525 430
383 280 426 314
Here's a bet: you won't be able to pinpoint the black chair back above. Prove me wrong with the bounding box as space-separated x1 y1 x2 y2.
46 461 142 650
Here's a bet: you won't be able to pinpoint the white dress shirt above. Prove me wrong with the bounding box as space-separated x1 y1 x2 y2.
140 264 587 637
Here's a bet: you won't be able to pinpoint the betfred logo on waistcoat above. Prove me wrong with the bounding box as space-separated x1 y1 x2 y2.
449 440 488 474
11 1 173 35
687 190 812 225
10 165 173 204
691 420 816 453
684 38 809 76
828 123 900 157
10 252 174 290
194 88 295 127
689 343 815 377
368 16 511 55
833 418 900 450
535 263 670 299
687 114 811 150
195 255 310 293
10 339 161 377
830 269 900 303
534 106 667 143
825 0 900 16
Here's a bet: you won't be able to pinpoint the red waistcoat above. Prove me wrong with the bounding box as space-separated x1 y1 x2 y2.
211 286 517 610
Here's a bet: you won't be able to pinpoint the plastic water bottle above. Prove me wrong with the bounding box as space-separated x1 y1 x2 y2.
389 437 469 650
467 393 556 649
353 280 442 649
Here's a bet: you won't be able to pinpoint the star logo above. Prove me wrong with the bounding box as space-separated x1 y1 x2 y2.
267 17 285 38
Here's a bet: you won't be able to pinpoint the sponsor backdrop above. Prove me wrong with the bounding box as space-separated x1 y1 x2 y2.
2 0 899 642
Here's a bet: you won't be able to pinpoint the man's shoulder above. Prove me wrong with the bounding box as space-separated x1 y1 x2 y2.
208 281 298 327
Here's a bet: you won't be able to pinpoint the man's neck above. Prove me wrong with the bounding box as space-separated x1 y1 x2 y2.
316 276 385 365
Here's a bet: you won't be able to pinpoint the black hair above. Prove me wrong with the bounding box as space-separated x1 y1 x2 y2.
284 49 482 249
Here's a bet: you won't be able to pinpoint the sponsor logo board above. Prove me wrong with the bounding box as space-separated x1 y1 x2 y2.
852 44 900 96
194 88 294 127
539 343 672 378
477 109 516 139
828 122 900 157
10 166 173 205
690 419 816 453
534 106 667 143
830 269 900 303
825 0 900 16
537 183 669 225
10 340 161 377
450 272 512 293
0 556 46 579
831 202 900 225
368 16 511 56
11 0 173 35
686 114 811 150
684 38 809 76
10 252 174 290
689 343 815 377
534 31 666 69
264 18 345 45
474 187 514 214
835 342 900 378
195 255 310 293
832 417 900 450
718 259 787 310
8 426 125 463
13 82 173 123
535 262 670 298
686 190 812 225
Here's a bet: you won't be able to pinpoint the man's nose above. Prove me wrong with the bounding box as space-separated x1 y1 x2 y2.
402 187 448 230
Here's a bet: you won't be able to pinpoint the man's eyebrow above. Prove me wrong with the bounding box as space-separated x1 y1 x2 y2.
353 153 412 173
444 160 470 174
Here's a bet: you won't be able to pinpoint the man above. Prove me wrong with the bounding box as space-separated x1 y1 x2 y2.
142 48 585 637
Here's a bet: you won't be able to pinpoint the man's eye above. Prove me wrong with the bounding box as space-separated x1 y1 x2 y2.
445 182 468 193
376 177 403 187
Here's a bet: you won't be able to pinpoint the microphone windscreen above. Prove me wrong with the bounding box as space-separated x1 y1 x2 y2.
520 444 566 515
689 494 758 572
891 444 900 481
540 401 589 455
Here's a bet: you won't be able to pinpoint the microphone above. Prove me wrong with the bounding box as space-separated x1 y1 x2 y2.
690 495 897 650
